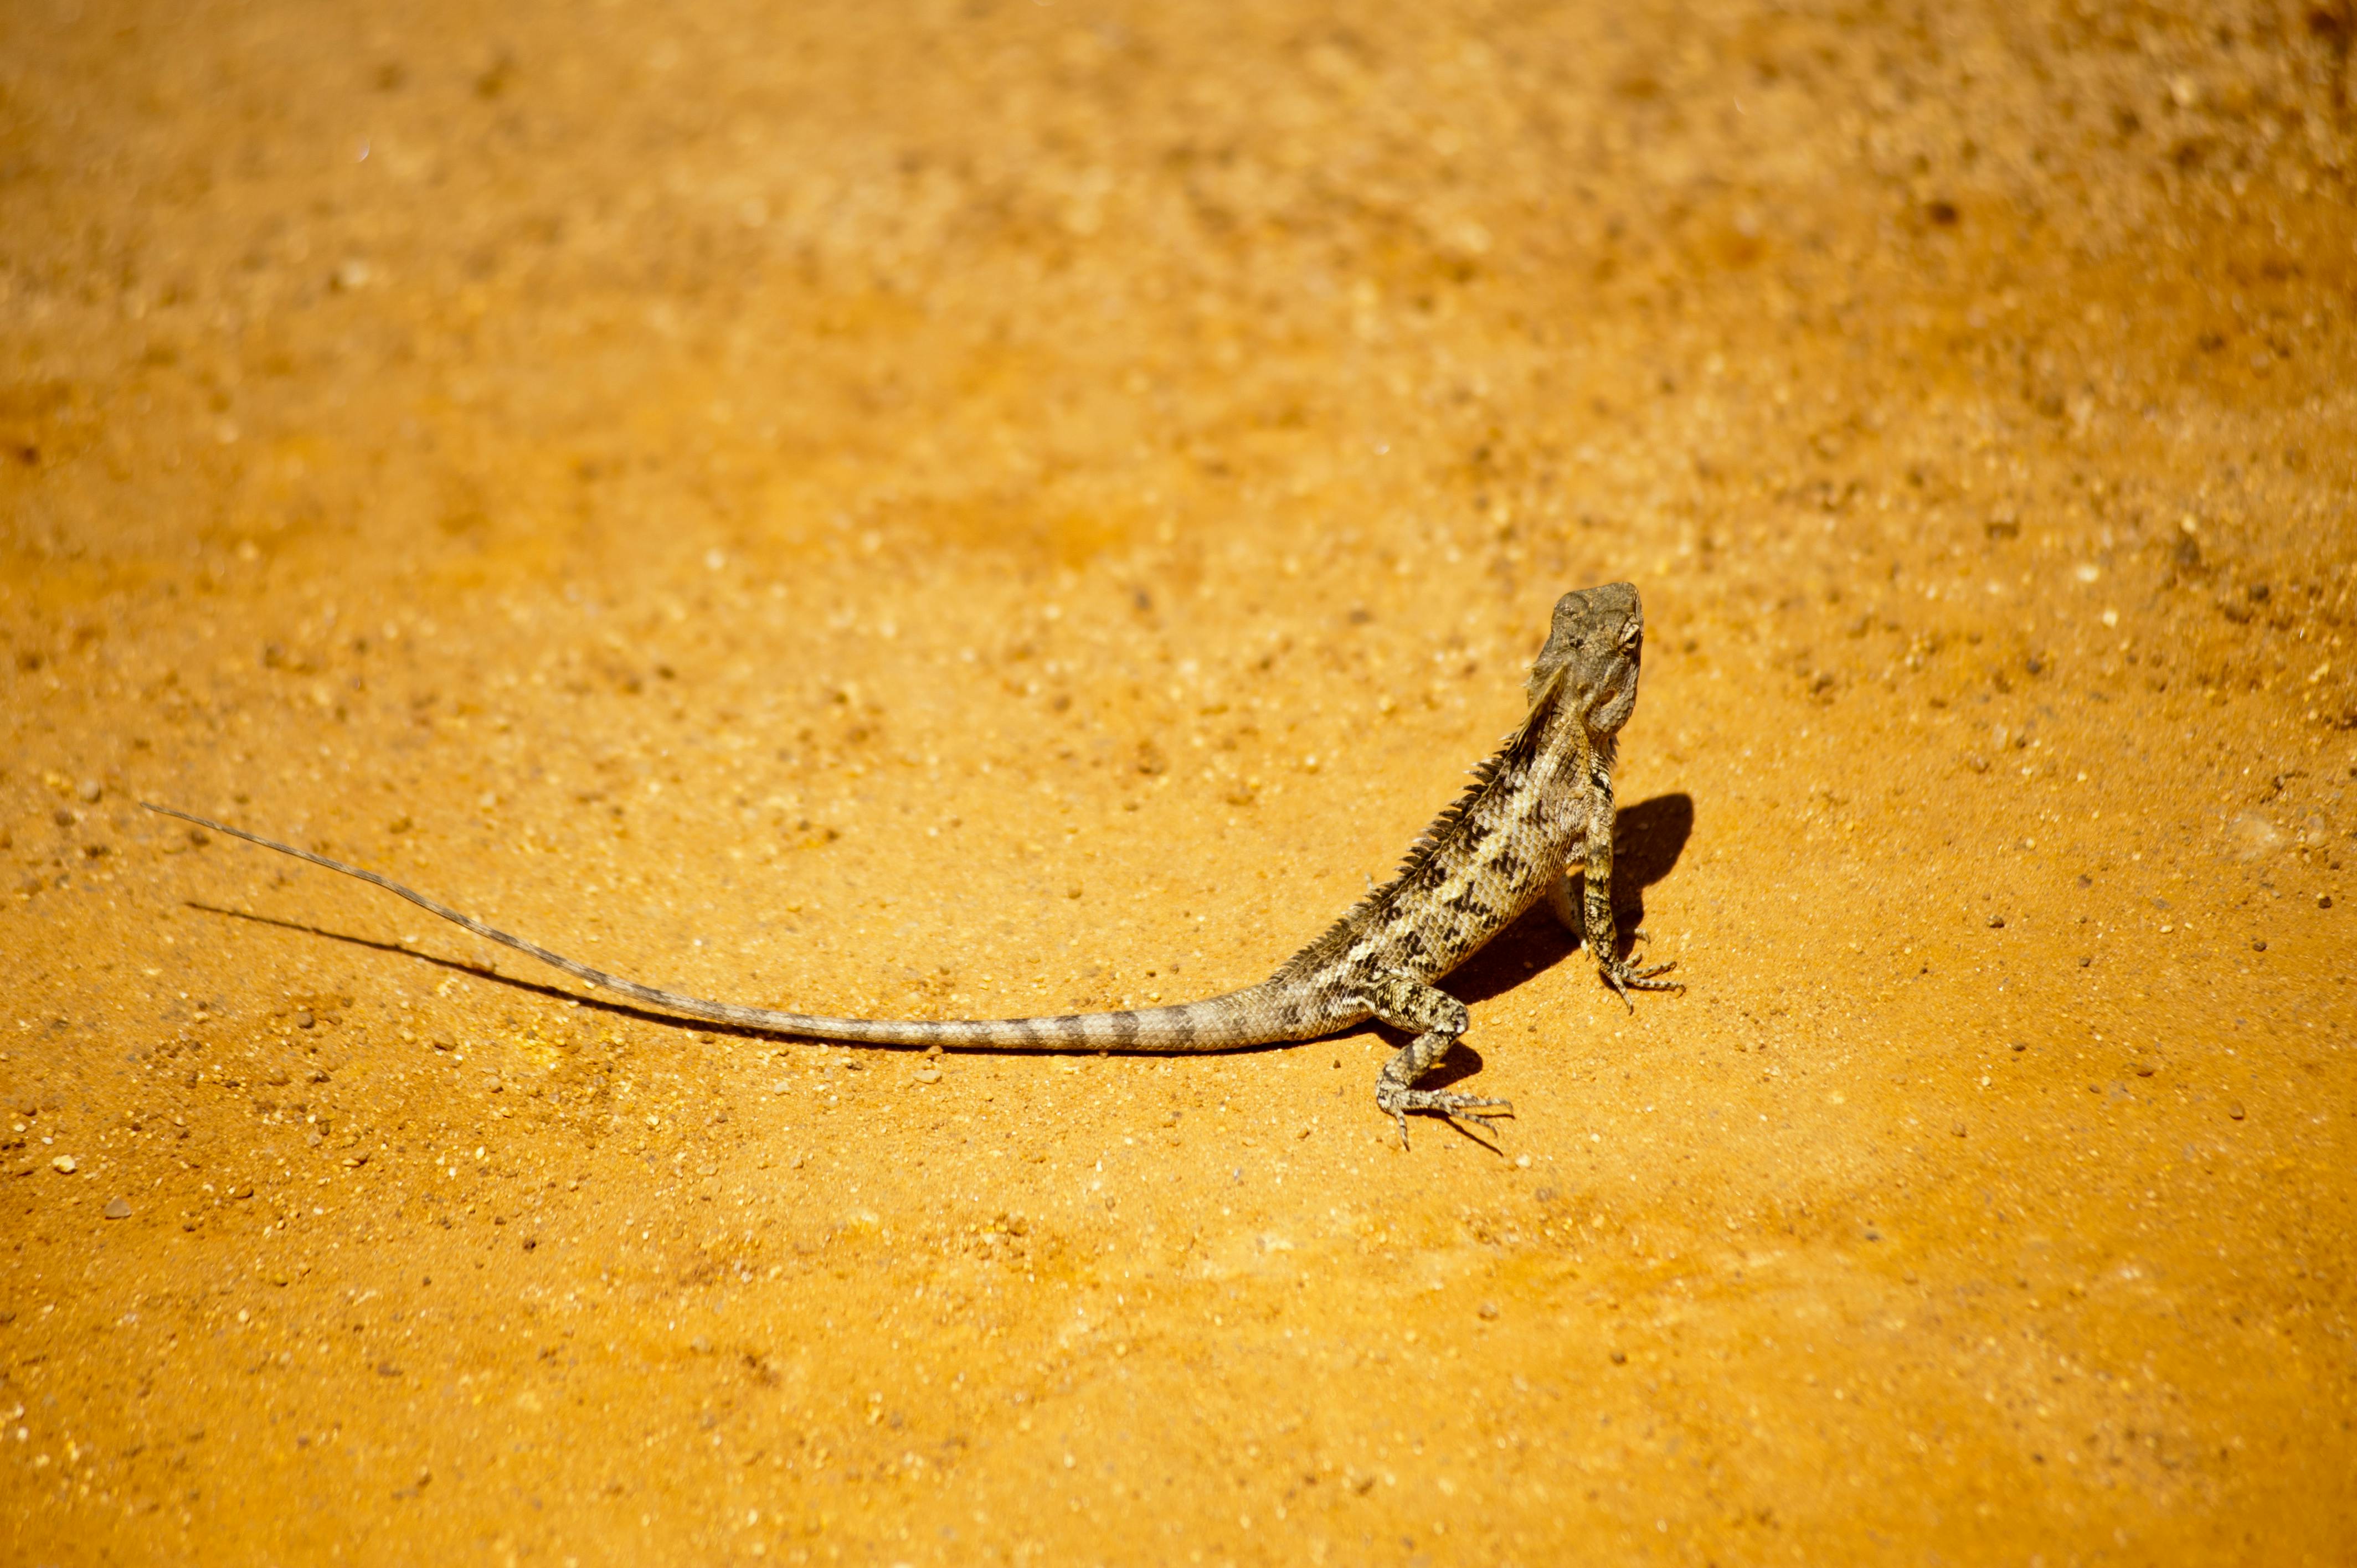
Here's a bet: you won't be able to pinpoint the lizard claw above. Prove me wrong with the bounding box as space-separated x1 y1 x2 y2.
1443 1101 1515 1150
1601 955 1682 1011
1377 1086 1514 1149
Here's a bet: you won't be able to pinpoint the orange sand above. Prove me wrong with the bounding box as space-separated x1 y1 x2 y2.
3 1 2353 1561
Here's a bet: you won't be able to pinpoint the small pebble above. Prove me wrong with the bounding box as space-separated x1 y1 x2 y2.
1477 1301 1499 1320
2133 1063 2155 1077
1952 1123 1967 1137
1987 914 2006 929
104 1197 131 1219
50 1154 75 1174
2252 939 2267 952
2321 894 2335 910
914 1068 941 1084
295 1010 315 1029
2010 1042 2027 1052
2227 1101 2245 1121
76 778 101 803
1609 1349 1627 1364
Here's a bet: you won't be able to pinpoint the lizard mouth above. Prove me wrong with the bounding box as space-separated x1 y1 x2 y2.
1589 654 1641 733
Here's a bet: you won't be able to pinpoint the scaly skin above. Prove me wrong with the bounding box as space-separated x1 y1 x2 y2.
146 581 1680 1146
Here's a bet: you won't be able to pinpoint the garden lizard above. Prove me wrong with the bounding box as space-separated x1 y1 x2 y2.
147 581 1679 1145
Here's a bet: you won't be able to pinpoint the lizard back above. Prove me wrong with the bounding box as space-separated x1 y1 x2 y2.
1271 656 1597 1005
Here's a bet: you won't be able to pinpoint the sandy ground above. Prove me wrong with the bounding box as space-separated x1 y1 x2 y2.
3 0 2354 1562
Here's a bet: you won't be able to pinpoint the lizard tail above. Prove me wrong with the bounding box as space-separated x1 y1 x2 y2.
142 803 1313 1054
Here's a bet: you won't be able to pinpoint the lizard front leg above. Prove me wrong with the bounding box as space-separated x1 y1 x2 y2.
1569 829 1680 1010
1360 972 1511 1149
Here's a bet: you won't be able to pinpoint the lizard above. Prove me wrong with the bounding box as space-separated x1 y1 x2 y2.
145 580 1680 1146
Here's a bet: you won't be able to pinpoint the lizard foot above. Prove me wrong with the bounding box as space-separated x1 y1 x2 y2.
1375 1086 1514 1151
1601 955 1682 1012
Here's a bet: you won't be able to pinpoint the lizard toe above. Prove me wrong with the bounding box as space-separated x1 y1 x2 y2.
1602 956 1680 1004
1379 1087 1512 1148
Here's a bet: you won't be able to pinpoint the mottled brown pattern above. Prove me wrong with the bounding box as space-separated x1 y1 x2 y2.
146 583 1677 1141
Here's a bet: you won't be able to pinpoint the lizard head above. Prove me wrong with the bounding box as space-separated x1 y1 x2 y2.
1527 581 1643 735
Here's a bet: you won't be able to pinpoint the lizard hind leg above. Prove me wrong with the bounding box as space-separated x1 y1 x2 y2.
1360 972 1512 1151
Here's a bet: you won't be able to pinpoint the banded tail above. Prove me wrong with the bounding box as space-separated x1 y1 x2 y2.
142 803 1306 1053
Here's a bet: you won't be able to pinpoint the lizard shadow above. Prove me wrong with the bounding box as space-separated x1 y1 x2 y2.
180 902 763 1037
1443 790 1695 1012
